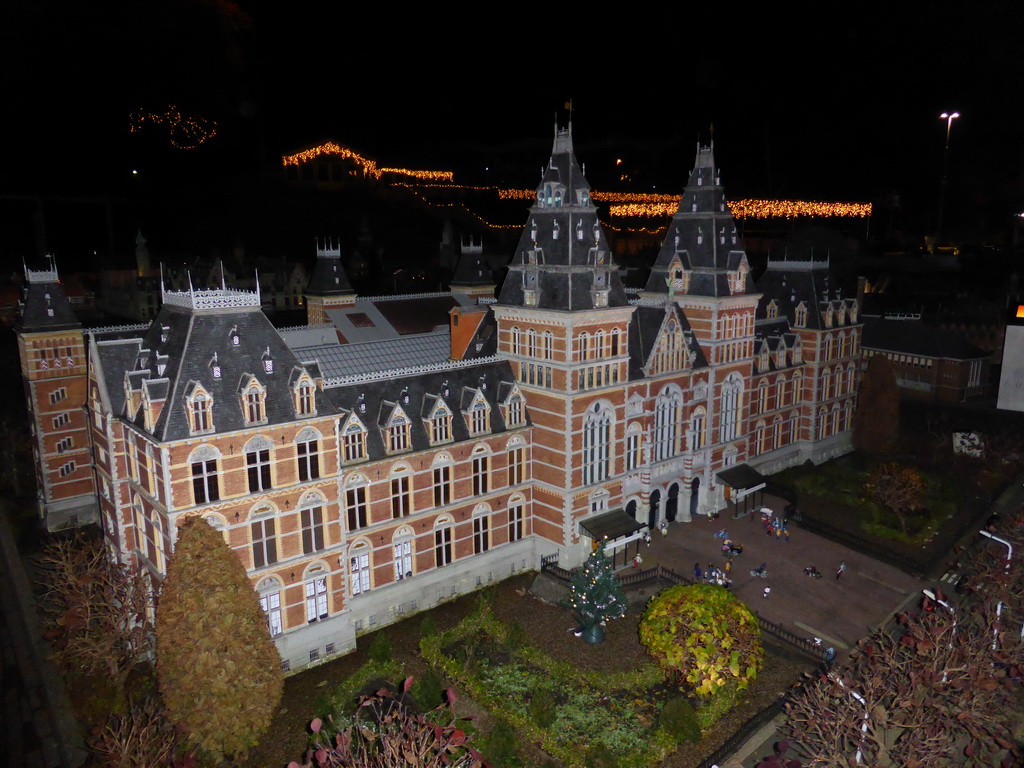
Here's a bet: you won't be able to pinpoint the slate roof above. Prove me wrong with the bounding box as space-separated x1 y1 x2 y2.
306 249 355 296
861 319 988 360
323 360 526 462
755 259 856 330
645 143 755 298
102 291 337 442
18 278 80 332
324 295 472 342
629 303 708 379
497 124 629 311
293 331 452 379
450 249 494 288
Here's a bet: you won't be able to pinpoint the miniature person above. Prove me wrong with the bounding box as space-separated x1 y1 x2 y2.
694 562 703 581
643 530 652 546
660 520 668 536
763 586 771 598
633 553 643 569
836 561 846 580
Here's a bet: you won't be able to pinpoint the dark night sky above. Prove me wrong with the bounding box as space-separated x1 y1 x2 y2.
2 0 1023 263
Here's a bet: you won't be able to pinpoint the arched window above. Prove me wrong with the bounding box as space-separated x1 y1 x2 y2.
543 331 554 360
390 463 413 519
245 436 273 493
511 326 522 355
258 576 284 637
583 402 612 485
507 437 526 486
434 515 454 568
349 541 371 597
527 328 537 357
293 374 316 417
393 526 414 581
579 332 590 361
189 445 220 505
432 452 453 508
472 444 491 496
342 415 368 463
795 303 808 328
625 422 642 471
690 406 707 451
240 377 267 424
822 369 833 400
344 474 369 530
772 417 783 449
758 381 769 413
755 419 769 454
187 388 213 434
249 504 277 569
300 491 326 554
472 504 491 554
655 387 683 461
295 427 321 482
720 374 743 442
507 493 525 542
817 407 828 439
305 563 330 621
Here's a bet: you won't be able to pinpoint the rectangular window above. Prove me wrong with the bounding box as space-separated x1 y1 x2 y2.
50 388 67 405
251 518 277 569
260 592 283 636
247 449 272 492
56 436 73 453
473 456 489 496
52 413 70 429
626 432 640 471
508 398 524 427
59 461 75 477
245 392 264 423
301 506 325 554
432 414 451 444
344 427 366 462
350 552 370 596
192 398 211 432
508 447 524 486
388 423 410 452
296 440 320 482
394 540 412 580
296 384 314 416
306 577 329 620
346 486 367 530
509 505 524 542
433 465 451 507
191 460 220 504
391 475 411 518
473 515 490 554
434 527 452 567
471 406 489 435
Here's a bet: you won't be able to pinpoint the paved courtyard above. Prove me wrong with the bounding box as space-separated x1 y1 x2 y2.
619 496 929 660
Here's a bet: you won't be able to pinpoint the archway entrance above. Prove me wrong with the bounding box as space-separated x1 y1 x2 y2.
666 483 679 523
626 499 638 523
648 490 661 528
690 477 701 518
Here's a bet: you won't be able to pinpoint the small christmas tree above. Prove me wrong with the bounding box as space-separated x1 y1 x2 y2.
564 546 627 643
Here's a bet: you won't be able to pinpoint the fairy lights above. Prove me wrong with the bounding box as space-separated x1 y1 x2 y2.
129 106 217 150
281 142 452 182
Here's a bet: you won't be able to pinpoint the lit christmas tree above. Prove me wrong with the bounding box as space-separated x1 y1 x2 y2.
564 546 628 644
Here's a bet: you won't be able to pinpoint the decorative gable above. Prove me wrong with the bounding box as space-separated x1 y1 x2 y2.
238 374 267 425
380 402 412 455
184 381 214 435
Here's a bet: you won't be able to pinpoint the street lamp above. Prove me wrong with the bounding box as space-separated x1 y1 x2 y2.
830 674 869 765
979 529 1022 642
923 588 957 681
936 111 960 244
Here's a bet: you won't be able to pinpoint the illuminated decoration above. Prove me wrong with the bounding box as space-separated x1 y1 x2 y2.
1016 305 1024 319
281 142 453 182
129 106 217 150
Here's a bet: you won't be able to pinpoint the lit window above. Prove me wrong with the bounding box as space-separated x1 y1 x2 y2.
251 514 277 569
301 505 325 554
306 576 329 619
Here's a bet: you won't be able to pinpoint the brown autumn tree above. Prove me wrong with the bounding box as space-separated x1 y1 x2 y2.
40 534 153 700
864 462 925 535
156 515 283 762
853 354 900 454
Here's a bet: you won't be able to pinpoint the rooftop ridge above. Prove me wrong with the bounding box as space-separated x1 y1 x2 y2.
323 354 501 388
277 323 335 332
87 322 151 335
355 291 454 303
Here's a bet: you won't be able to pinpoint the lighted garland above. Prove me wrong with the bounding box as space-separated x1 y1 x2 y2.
281 141 452 181
129 106 217 150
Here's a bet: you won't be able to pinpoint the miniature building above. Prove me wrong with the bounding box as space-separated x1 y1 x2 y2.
17 124 862 671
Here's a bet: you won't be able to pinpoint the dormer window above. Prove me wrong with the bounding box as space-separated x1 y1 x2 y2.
187 387 213 435
466 396 491 436
230 326 240 347
794 303 808 328
824 307 834 328
295 379 315 417
384 408 411 454
210 353 221 379
342 416 367 463
767 300 778 320
240 378 267 424
505 390 525 427
429 403 452 445
262 348 274 374
160 325 169 344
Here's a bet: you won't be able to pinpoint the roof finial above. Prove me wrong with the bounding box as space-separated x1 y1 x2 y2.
255 269 261 301
160 262 166 301
220 260 227 291
187 270 195 303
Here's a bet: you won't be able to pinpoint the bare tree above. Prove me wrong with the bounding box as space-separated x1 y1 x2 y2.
40 535 153 697
863 462 925 535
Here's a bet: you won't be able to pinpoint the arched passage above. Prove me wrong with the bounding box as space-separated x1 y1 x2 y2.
648 489 661 528
666 483 679 523
690 477 701 518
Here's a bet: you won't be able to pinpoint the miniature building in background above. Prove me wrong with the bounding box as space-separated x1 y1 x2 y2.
17 124 862 671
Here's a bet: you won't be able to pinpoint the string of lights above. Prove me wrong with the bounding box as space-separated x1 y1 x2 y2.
280 142 453 181
129 106 217 150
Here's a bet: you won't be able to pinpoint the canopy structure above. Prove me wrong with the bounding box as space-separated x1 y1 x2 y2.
579 508 646 568
716 464 769 517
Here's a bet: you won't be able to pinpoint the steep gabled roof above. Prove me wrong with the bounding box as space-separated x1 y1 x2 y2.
645 143 755 299
18 264 80 332
498 123 628 311
630 302 708 377
755 258 855 330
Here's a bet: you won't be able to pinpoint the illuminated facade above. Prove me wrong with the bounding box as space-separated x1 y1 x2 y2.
18 125 860 671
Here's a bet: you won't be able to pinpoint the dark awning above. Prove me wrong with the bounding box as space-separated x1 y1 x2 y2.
716 464 768 490
579 508 645 541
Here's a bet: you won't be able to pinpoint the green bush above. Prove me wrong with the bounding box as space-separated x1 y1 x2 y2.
505 621 528 651
367 631 392 664
695 683 741 729
484 718 523 768
528 688 558 728
658 697 701 744
419 614 438 639
411 667 445 710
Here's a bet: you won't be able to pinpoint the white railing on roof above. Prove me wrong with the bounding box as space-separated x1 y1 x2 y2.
26 268 58 284
87 323 150 335
765 256 829 271
277 323 335 332
355 291 453 302
629 295 666 306
324 355 502 388
162 287 260 310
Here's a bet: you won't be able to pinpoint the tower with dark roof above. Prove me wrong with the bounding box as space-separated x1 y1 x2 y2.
16 258 97 529
448 235 495 301
306 240 356 324
493 124 636 568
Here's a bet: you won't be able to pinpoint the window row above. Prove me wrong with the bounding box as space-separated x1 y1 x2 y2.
190 435 323 506
185 375 318 436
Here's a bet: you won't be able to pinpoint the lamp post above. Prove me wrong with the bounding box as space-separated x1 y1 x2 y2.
979 529 1022 641
830 674 869 764
936 111 960 244
923 588 957 681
